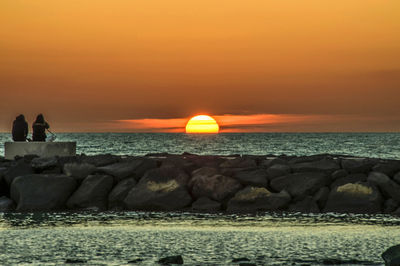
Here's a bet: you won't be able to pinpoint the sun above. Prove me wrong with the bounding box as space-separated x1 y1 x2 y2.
185 115 219 133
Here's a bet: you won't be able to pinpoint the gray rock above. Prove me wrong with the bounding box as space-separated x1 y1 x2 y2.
330 173 367 189
143 166 189 186
67 175 114 210
260 158 287 169
11 174 77 211
313 186 330 209
190 174 242 201
394 172 400 185
63 163 97 180
270 172 330 199
191 197 221 212
384 199 398 214
233 169 268 187
288 155 330 164
324 182 382 214
191 167 219 178
368 172 400 202
31 157 58 171
227 186 291 212
266 164 291 179
331 169 348 180
382 244 400 266
108 178 137 210
97 161 144 181
393 207 400 216
158 255 183 265
0 196 15 211
288 196 319 213
219 157 257 169
372 162 400 177
290 159 340 173
81 154 120 167
4 160 34 185
341 158 373 173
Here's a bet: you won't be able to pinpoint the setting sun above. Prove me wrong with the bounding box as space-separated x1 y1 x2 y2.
185 115 219 134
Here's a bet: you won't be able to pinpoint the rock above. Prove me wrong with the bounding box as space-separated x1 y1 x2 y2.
320 258 373 265
0 196 15 211
270 172 330 199
81 154 120 167
97 161 143 181
233 169 268 187
67 175 114 210
382 244 400 266
331 169 348 180
160 155 197 174
384 199 398 213
0 168 9 196
191 197 221 212
232 257 250 262
63 163 97 180
313 187 330 209
266 164 291 179
31 156 58 171
227 186 291 212
126 158 158 178
393 207 400 216
108 178 137 210
367 172 400 202
158 255 183 265
341 158 373 173
260 158 287 168
10 174 77 211
65 258 87 264
191 167 219 178
142 166 189 186
288 196 320 213
190 174 242 201
372 162 400 177
4 160 34 185
220 157 257 169
394 172 400 185
324 183 382 214
290 159 340 173
127 258 143 263
124 172 192 211
288 154 331 164
330 173 367 189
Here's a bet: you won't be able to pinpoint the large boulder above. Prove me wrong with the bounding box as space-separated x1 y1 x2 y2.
383 199 398 214
270 172 330 199
324 183 383 214
233 169 268 187
31 156 59 171
0 196 15 211
290 159 340 173
266 164 291 179
142 166 189 186
227 186 291 212
313 186 330 209
394 172 400 185
190 174 242 202
98 159 157 182
331 169 348 180
372 162 400 177
67 175 114 210
4 160 34 185
11 174 77 211
63 163 97 180
191 167 219 178
81 154 120 167
367 172 400 202
288 196 320 213
219 157 257 169
341 158 374 173
108 178 137 210
330 173 367 189
382 244 400 266
191 197 221 212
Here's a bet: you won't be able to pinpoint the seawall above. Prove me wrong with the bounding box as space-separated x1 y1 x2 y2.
1 153 400 214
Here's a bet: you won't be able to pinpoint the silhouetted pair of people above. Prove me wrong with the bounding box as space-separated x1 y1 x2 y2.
12 114 50 142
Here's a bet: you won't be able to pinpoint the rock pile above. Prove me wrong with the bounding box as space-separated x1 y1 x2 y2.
0 153 400 214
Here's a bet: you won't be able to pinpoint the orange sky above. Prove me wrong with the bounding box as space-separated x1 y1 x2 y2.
1 1 399 132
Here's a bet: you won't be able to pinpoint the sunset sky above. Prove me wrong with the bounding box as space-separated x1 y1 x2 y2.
1 1 399 132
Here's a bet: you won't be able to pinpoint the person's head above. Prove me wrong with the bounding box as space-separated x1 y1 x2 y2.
16 114 25 121
35 114 44 123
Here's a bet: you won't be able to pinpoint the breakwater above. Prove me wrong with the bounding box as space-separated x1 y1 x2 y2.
1 153 400 214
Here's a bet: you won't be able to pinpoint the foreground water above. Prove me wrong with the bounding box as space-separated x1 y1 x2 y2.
1 133 400 159
0 212 399 265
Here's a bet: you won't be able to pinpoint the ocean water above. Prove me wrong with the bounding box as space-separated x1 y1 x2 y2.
1 132 400 159
1 212 400 265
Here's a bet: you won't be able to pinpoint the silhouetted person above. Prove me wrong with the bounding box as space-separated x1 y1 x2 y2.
32 114 50 142
12 114 28 141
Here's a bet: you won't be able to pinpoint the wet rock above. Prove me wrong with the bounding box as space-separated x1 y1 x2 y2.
266 164 291 179
81 154 120 167
11 174 77 211
220 157 257 169
341 158 373 173
97 161 143 181
290 159 340 173
0 196 15 211
124 171 192 211
382 244 400 266
31 156 58 171
270 172 330 199
67 174 114 210
372 162 400 177
142 166 189 186
191 167 219 178
288 196 320 213
233 169 268 187
232 257 250 262
4 160 34 185
63 163 97 180
127 258 143 263
190 174 242 201
313 187 330 209
108 178 137 209
330 173 367 189
227 186 291 212
160 155 197 174
260 157 287 169
393 207 400 216
158 255 183 265
191 197 221 211
65 258 87 264
321 258 373 265
324 182 382 214
394 172 400 185
331 169 348 180
384 199 398 214
367 172 400 202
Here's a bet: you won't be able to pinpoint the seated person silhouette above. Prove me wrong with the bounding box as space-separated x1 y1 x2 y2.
32 114 50 142
12 114 28 141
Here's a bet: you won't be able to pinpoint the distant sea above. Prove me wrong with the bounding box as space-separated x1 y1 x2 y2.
1 132 400 159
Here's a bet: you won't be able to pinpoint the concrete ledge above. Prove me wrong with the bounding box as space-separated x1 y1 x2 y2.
4 142 76 160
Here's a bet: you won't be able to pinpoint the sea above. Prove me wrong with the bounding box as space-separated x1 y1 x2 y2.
1 132 400 265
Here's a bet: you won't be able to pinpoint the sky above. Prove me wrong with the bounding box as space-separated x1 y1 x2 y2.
1 0 399 132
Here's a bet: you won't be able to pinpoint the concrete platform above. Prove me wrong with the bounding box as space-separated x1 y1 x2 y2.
4 142 76 160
